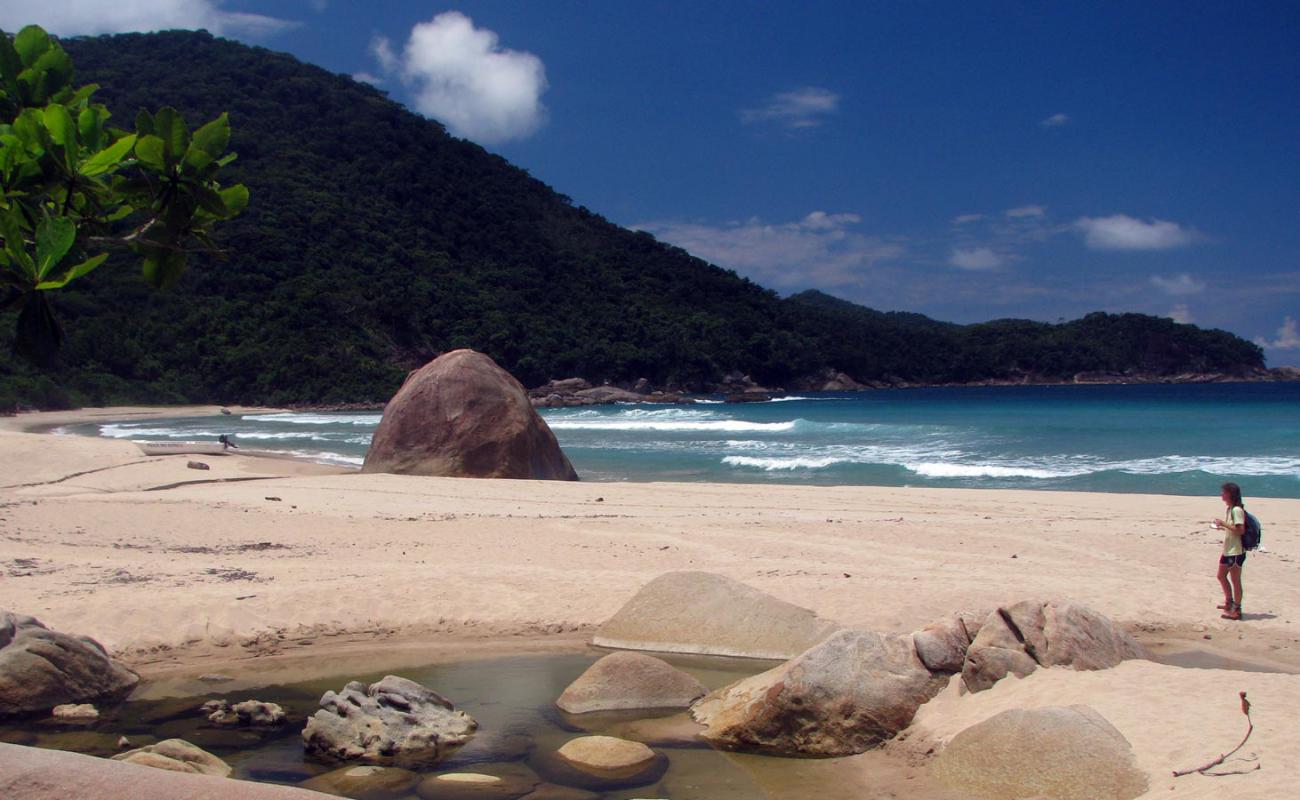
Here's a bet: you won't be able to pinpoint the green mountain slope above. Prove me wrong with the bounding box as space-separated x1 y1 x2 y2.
0 31 1266 408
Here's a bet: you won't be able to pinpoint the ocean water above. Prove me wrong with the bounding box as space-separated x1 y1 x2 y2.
72 383 1300 498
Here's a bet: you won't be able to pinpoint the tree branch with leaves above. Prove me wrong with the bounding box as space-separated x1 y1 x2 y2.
1 24 247 364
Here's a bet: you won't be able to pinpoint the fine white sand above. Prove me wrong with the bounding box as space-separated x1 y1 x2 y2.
2 406 1298 798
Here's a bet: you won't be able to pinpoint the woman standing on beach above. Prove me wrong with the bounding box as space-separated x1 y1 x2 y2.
1213 482 1247 621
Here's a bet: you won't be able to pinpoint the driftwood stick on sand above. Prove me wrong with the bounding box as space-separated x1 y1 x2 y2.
1173 691 1260 778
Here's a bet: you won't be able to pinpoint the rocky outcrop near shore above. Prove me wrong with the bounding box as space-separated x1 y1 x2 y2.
529 377 692 408
591 571 842 659
0 610 139 718
690 629 949 755
362 350 578 480
686 599 1142 757
960 600 1146 693
302 675 478 766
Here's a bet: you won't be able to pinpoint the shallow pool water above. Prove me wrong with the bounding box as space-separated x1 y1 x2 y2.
0 649 948 799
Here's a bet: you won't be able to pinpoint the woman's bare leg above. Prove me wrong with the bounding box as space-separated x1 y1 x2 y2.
1228 565 1243 610
1217 563 1233 607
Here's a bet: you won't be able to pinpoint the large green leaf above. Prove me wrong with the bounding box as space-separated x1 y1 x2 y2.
42 103 74 148
80 133 137 177
36 252 107 289
12 26 51 67
35 216 75 278
152 106 190 163
190 112 229 157
77 106 102 150
218 184 250 216
134 134 166 170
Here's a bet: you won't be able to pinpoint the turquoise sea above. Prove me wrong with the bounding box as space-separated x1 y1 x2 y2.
71 383 1300 498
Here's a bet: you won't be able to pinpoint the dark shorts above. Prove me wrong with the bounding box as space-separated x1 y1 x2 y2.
1220 553 1247 567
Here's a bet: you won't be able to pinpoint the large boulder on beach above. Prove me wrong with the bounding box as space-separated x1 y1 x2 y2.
556 652 707 714
934 705 1148 800
112 738 232 777
302 675 477 766
0 610 139 717
362 349 578 480
912 610 986 673
690 629 948 756
961 600 1146 693
1 741 338 799
592 571 841 659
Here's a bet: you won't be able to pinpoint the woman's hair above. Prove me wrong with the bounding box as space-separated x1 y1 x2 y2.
1222 482 1243 507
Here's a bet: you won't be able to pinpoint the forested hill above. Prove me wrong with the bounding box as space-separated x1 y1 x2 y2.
0 31 1267 408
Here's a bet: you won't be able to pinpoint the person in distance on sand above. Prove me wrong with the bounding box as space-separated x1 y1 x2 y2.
1212 481 1246 621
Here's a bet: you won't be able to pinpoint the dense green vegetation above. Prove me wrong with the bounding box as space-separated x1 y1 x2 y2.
0 31 1266 409
1 26 245 366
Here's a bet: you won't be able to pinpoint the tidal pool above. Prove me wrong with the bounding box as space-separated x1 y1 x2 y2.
0 649 961 799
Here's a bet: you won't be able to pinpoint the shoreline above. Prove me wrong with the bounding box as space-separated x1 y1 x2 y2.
5 409 1300 798
4 407 1300 664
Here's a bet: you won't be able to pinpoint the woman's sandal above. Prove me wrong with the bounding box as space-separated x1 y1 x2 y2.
1221 604 1242 620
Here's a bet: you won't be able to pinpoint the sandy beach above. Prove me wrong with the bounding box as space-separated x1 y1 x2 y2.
3 406 1299 798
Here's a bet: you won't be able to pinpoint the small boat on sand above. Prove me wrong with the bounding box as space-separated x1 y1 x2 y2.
136 442 230 456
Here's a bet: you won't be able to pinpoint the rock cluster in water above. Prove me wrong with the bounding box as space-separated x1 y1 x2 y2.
302 674 478 766
202 698 287 727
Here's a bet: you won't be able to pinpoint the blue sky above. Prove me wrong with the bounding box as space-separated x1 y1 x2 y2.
6 1 1298 364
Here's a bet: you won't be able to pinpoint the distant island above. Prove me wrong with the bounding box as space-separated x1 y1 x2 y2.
0 31 1282 411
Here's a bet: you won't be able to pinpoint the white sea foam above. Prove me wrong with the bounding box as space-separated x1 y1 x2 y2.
1112 455 1300 477
547 418 801 433
259 448 364 467
722 455 845 470
99 424 230 439
241 412 382 426
905 462 1077 479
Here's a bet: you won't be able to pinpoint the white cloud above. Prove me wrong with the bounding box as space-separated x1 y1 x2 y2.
352 72 383 86
949 247 1003 271
952 213 985 225
635 211 903 289
1150 273 1206 296
1167 304 1193 324
1004 205 1046 219
1040 112 1070 128
0 0 297 38
372 11 547 144
1255 317 1300 350
1074 214 1198 251
740 87 840 129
